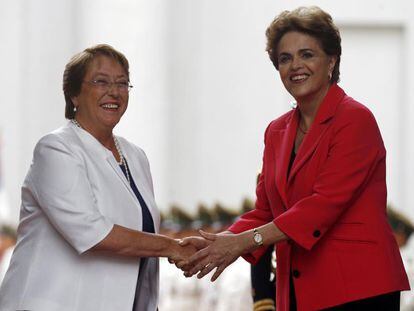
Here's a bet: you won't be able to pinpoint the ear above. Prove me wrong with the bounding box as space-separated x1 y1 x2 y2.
328 55 337 72
71 96 79 109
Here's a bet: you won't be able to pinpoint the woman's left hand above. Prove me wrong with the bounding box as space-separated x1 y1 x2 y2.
183 230 247 281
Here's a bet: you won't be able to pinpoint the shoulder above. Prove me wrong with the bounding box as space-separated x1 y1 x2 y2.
336 95 378 125
333 93 385 148
35 124 78 153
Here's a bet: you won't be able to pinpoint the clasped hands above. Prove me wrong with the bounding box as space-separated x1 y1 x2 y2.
169 230 247 282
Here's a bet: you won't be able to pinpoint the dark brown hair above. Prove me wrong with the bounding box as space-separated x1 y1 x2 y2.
266 6 341 83
63 44 130 119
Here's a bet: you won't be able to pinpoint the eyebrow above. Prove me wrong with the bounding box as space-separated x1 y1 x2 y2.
93 72 127 79
278 48 315 56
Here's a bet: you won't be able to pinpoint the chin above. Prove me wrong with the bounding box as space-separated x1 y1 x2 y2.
290 85 320 102
289 88 311 101
100 118 121 129
108 120 121 128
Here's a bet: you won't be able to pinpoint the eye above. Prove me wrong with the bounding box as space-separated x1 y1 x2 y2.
278 54 290 65
302 51 314 59
116 81 129 89
94 79 110 87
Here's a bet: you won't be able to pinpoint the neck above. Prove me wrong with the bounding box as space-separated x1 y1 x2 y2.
296 83 331 130
72 118 123 164
73 117 114 150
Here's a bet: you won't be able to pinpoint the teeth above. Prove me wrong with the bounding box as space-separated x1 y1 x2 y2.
102 104 119 109
292 75 307 81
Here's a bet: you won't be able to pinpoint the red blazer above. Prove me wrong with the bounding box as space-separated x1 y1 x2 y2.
229 84 409 311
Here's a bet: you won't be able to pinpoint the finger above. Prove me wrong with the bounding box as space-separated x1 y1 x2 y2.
175 261 191 272
178 238 187 246
188 257 211 276
211 263 227 282
179 264 193 272
179 237 204 248
176 259 194 271
184 265 200 277
174 260 186 269
188 257 210 276
197 261 218 279
199 230 217 241
187 247 209 266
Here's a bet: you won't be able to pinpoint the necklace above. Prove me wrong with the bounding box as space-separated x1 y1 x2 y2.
71 119 130 184
298 121 308 135
113 135 130 184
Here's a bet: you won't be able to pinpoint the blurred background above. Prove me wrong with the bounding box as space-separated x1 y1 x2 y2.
1 0 414 309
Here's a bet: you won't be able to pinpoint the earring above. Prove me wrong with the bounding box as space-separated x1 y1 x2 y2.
73 106 77 112
328 72 332 81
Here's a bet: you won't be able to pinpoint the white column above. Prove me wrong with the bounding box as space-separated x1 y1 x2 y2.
76 0 172 210
0 0 78 223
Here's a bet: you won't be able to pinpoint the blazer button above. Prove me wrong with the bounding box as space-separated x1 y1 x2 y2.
313 230 321 238
292 270 300 278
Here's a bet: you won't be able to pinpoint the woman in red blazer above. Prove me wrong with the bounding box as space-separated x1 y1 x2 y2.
180 6 410 310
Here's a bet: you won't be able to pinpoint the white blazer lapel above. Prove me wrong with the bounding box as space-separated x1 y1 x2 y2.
70 122 143 213
106 155 141 205
119 140 161 233
69 121 109 160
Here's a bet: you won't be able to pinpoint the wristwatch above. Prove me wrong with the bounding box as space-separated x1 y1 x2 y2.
253 228 263 246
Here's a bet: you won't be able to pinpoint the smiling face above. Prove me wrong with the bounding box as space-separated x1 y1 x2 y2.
71 55 129 136
277 31 336 106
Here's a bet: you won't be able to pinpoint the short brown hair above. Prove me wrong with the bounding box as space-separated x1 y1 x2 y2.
63 44 130 119
265 6 341 83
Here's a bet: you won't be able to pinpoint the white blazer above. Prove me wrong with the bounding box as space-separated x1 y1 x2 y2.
0 122 160 311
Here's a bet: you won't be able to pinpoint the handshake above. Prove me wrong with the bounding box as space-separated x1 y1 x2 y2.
167 230 250 281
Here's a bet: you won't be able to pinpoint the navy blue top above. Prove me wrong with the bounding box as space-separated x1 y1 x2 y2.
288 148 296 179
119 160 155 310
120 161 155 234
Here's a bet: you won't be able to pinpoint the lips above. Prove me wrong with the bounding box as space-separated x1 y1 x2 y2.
100 103 120 110
290 74 309 82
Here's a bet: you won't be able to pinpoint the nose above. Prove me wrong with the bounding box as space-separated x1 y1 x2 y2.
107 82 120 97
291 56 303 70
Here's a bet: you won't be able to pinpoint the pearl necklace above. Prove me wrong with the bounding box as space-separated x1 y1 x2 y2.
71 119 131 184
113 134 131 184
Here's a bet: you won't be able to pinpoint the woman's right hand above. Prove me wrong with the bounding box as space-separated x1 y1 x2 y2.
168 236 211 269
180 236 212 250
167 239 196 265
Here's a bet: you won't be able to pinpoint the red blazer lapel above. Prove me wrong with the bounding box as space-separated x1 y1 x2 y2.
288 84 346 185
274 109 299 208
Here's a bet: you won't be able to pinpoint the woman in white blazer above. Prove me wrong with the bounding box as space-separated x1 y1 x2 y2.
0 44 195 311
